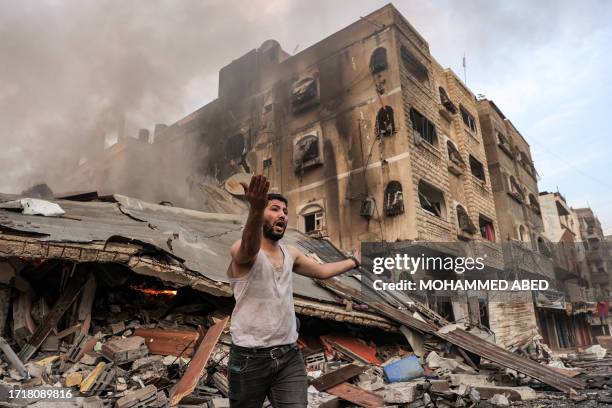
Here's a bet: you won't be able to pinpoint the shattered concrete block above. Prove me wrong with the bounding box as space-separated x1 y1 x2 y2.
473 385 536 401
489 394 509 406
379 382 421 404
102 336 148 364
80 351 102 366
447 374 495 387
211 397 230 408
115 384 158 408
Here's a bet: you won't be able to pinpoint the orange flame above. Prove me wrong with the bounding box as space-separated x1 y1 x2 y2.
130 286 177 296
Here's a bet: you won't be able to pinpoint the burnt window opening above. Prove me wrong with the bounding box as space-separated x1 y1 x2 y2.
410 108 437 146
369 47 388 74
479 215 495 242
376 106 395 137
529 194 540 213
508 176 525 202
291 77 319 113
418 180 445 219
293 133 323 173
456 204 477 234
360 197 375 219
497 131 513 156
226 133 245 160
384 181 404 217
439 87 457 113
469 155 486 182
538 237 552 258
446 140 464 166
400 45 429 85
459 104 477 132
263 158 272 168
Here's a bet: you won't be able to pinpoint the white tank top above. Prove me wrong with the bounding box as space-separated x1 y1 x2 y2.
229 244 298 348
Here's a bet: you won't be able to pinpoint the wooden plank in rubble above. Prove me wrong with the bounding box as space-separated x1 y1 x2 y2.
169 316 229 406
18 270 91 363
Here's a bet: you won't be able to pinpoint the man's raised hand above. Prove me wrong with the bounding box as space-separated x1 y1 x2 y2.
240 175 270 210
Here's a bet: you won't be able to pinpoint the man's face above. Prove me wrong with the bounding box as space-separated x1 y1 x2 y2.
263 199 288 241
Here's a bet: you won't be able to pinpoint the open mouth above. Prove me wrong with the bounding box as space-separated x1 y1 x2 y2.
273 220 286 231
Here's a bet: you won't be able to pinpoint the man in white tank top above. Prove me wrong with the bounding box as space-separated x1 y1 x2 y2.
227 175 360 408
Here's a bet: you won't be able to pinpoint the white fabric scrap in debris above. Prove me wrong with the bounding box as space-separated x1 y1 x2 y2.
0 198 65 216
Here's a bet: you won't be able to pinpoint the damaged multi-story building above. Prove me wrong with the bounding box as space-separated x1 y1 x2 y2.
47 4 609 352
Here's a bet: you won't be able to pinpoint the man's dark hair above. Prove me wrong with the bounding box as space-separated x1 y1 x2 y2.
267 193 288 206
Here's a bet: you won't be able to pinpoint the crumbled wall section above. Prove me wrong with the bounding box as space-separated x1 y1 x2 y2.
488 300 539 349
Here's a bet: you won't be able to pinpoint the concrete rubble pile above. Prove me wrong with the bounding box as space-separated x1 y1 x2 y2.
0 194 609 407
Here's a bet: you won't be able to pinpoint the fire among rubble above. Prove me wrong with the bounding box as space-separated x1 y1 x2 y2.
129 285 178 297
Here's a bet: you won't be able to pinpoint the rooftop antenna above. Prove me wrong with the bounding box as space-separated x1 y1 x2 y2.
462 53 467 85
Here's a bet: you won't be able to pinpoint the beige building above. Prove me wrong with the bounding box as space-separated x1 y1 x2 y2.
53 3 606 350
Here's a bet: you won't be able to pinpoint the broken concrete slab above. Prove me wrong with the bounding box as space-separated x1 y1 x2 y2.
472 385 537 401
102 336 148 364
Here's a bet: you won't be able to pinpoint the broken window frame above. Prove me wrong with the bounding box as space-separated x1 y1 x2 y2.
410 107 438 146
496 131 513 157
478 215 495 242
528 193 540 214
438 87 457 114
459 104 477 133
400 45 429 85
418 180 446 219
301 205 325 235
376 106 396 137
291 76 319 113
293 133 323 174
456 204 477 234
508 176 525 202
446 139 464 167
384 180 405 217
369 47 388 74
468 155 486 182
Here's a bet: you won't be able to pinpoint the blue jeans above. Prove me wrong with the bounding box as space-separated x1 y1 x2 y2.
228 343 308 408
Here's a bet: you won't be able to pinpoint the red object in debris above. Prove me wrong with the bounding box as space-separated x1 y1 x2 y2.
596 301 609 318
169 317 229 406
326 383 384 408
320 335 382 365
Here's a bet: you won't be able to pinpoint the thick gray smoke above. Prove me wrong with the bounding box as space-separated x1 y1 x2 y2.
1 0 610 222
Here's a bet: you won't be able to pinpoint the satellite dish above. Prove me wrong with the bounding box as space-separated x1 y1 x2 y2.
224 173 253 196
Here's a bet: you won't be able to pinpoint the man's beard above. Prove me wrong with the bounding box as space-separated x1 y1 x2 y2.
263 222 285 241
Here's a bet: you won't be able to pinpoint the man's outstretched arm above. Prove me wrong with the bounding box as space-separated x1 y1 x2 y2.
230 175 270 267
290 246 360 279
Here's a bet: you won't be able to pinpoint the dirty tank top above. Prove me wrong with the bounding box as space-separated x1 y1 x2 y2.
229 244 298 348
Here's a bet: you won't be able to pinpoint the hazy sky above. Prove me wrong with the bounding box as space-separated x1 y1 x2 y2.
1 0 611 233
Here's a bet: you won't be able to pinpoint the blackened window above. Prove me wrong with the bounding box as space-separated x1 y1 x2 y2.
410 108 437 146
369 47 388 74
456 204 477 234
384 181 404 217
226 133 245 159
439 87 457 113
376 106 395 137
469 155 485 181
400 45 429 85
418 180 445 219
447 140 464 166
459 104 477 132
